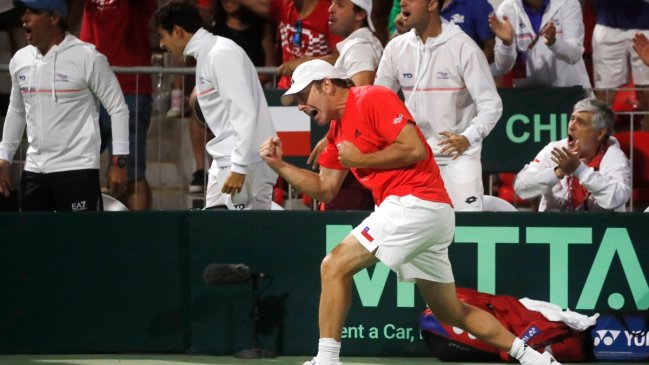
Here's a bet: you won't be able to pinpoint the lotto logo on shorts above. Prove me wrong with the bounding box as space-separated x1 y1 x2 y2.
361 226 374 242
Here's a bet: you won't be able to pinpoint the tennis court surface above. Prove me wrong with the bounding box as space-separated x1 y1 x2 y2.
0 355 646 365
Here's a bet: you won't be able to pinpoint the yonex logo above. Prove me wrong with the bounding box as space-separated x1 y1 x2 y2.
594 330 649 347
521 325 540 342
593 330 621 346
402 73 413 78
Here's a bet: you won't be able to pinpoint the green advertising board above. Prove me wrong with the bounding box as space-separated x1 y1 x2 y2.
0 211 646 357
482 87 586 172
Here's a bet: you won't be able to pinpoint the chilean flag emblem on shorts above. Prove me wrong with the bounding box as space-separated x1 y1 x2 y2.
361 226 374 242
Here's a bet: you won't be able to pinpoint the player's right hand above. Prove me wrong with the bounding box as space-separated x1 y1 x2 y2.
259 137 284 167
0 159 12 197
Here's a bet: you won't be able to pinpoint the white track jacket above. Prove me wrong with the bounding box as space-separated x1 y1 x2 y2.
493 0 591 88
0 34 129 173
514 138 631 211
375 21 502 165
184 28 276 174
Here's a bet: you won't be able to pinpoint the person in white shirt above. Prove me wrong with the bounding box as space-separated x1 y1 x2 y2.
515 98 631 211
330 0 383 85
308 0 383 210
375 0 502 211
488 0 591 89
154 0 277 210
0 0 129 211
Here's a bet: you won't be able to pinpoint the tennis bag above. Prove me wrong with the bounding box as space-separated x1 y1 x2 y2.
420 288 589 362
591 313 649 361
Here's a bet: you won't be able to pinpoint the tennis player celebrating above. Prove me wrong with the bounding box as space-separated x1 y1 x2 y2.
260 59 559 365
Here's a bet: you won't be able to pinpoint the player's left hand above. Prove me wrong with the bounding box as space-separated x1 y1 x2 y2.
543 21 556 46
222 172 246 196
337 140 364 168
108 165 127 197
438 131 470 159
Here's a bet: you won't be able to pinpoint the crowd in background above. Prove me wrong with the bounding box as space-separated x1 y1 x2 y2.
0 0 648 213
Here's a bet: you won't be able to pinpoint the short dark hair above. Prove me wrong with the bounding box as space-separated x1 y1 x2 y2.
153 0 205 34
352 4 370 29
49 9 67 31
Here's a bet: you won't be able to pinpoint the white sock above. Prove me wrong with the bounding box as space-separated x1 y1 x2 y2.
510 337 548 364
509 337 526 360
316 338 341 364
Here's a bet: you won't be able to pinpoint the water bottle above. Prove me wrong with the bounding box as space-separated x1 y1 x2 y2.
151 52 170 114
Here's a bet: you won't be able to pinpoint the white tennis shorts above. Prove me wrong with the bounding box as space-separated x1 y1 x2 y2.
592 25 649 88
205 160 277 210
352 195 455 283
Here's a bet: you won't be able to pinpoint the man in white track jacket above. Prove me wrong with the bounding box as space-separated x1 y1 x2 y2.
488 0 591 89
154 1 277 210
515 98 630 211
375 0 502 211
0 0 129 211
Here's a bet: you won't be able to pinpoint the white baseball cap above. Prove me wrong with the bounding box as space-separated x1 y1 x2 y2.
281 60 348 105
351 0 374 32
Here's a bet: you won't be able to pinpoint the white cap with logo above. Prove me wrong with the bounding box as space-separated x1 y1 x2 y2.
351 0 374 32
280 60 348 105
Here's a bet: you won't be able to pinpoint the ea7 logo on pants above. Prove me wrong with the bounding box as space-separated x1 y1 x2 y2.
593 330 621 346
72 201 87 211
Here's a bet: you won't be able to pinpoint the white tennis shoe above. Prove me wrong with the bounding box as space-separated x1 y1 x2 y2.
302 357 342 365
519 350 561 365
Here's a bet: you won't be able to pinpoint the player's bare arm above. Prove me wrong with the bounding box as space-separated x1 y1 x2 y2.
338 123 426 169
260 137 347 202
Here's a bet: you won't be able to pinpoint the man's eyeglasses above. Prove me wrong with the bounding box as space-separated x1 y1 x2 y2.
291 20 303 48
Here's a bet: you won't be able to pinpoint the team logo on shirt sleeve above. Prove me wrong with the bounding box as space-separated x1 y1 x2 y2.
393 114 404 125
361 226 374 242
